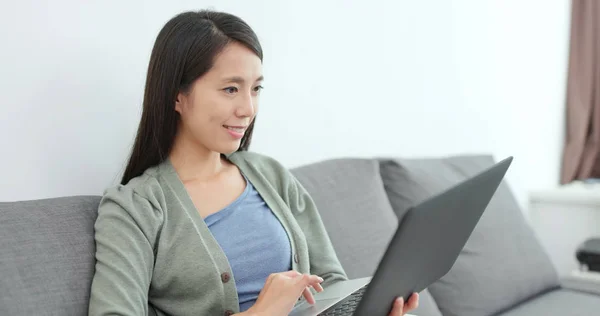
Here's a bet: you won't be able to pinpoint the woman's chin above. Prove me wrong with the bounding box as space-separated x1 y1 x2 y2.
215 142 242 155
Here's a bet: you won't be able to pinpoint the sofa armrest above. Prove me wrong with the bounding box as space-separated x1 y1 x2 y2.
560 270 600 296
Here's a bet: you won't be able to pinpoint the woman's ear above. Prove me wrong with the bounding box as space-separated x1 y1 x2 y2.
175 92 185 114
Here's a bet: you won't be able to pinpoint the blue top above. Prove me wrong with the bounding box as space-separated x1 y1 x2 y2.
205 176 293 312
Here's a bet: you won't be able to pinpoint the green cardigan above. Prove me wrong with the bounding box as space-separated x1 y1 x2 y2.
88 151 348 316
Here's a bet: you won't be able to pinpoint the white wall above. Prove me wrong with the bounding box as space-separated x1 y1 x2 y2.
0 0 571 209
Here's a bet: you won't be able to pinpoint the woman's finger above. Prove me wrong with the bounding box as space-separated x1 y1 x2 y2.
313 282 324 293
406 293 419 311
302 287 316 305
388 297 404 316
306 275 324 285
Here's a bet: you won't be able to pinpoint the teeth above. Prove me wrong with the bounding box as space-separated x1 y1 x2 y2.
226 126 244 132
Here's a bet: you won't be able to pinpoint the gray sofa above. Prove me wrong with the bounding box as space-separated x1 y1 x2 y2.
3 154 600 315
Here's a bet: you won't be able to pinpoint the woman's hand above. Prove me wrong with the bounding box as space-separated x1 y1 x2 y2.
244 270 324 316
388 292 419 316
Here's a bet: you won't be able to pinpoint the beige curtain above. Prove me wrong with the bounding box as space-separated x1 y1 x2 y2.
561 0 600 184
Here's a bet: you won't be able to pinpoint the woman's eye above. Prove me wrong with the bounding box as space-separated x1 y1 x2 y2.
224 87 238 94
253 85 264 92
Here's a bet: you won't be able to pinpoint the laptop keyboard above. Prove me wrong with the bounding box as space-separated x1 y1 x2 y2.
318 285 367 316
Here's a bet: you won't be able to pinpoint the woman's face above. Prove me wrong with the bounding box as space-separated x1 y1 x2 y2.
175 41 263 155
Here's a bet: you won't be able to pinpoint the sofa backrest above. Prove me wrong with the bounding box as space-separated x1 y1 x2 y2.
2 154 552 316
0 196 101 316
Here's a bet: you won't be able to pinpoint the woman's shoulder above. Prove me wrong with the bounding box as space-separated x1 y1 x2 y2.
95 167 165 250
99 167 167 219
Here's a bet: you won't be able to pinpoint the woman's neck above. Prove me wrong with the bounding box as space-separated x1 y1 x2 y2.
169 132 227 182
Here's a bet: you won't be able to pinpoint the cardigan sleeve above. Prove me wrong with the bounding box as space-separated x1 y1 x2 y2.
286 172 348 287
88 185 163 316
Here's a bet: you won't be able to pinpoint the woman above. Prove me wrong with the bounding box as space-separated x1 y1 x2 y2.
88 10 419 316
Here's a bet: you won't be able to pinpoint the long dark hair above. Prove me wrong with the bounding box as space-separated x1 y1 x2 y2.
121 10 263 185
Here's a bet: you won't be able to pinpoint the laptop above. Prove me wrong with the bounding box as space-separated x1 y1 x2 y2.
290 156 513 316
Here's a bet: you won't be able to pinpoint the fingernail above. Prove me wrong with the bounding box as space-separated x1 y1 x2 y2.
318 277 324 282
397 297 404 304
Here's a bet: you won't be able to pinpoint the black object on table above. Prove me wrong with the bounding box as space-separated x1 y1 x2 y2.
576 238 600 272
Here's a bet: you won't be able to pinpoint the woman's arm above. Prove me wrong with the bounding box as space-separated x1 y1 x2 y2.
88 186 163 316
286 173 348 287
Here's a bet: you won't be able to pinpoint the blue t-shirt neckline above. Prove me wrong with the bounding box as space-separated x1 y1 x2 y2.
204 175 251 227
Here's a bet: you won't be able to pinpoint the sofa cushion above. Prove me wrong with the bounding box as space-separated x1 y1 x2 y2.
379 155 560 316
291 158 443 316
0 196 101 316
496 289 600 316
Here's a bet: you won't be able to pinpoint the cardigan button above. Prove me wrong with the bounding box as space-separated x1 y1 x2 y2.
294 253 299 263
224 310 234 316
221 272 231 283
